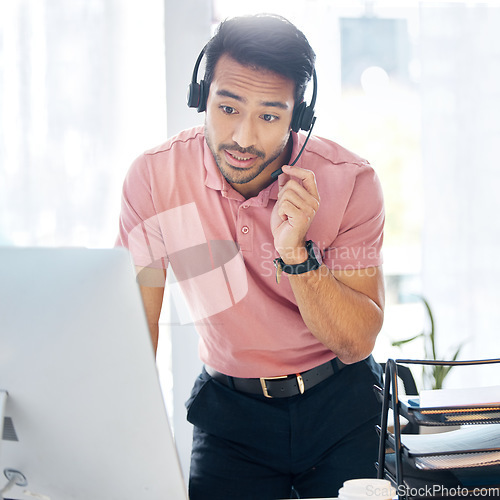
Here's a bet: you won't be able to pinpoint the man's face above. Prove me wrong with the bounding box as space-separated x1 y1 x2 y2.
204 54 295 192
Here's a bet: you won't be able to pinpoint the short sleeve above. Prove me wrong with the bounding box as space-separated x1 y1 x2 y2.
115 154 168 270
323 165 384 270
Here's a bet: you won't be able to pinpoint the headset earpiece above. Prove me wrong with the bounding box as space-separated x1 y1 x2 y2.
187 80 207 113
290 102 305 133
187 82 200 109
187 46 208 113
291 102 314 133
290 69 317 133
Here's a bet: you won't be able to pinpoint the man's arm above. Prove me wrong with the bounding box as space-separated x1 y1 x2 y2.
136 266 166 354
271 164 384 365
288 265 384 364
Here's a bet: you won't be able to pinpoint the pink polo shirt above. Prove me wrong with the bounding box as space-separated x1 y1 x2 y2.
117 126 384 378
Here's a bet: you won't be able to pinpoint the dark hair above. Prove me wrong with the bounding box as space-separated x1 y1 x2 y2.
204 14 316 104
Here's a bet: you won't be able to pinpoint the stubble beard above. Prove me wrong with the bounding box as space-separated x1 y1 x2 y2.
205 125 290 185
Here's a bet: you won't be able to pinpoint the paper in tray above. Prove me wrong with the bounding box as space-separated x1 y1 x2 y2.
399 396 500 426
419 385 500 408
413 451 500 470
401 424 500 470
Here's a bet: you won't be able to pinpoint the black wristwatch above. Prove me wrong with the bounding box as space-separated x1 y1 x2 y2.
273 240 323 283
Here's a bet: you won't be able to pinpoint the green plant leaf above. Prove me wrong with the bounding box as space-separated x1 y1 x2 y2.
391 295 468 390
451 346 463 362
391 333 424 347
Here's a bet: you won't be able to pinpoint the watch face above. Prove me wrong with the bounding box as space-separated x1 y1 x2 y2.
310 241 323 266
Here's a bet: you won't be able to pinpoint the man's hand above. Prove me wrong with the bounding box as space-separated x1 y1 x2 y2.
270 165 320 263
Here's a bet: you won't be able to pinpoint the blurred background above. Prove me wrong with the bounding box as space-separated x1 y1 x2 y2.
2 0 500 479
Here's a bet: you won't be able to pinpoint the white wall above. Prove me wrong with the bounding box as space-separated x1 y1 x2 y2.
0 0 167 248
419 3 500 386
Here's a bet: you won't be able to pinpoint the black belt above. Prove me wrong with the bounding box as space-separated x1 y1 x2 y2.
205 358 346 399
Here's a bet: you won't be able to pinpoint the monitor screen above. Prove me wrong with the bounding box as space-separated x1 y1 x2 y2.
0 247 187 500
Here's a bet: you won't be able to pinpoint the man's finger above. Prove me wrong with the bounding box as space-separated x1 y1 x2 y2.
282 165 319 200
278 165 291 190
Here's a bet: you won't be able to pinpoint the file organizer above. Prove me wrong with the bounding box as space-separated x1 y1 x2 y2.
375 358 500 499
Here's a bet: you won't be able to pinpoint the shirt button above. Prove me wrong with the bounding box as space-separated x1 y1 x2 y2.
242 204 250 209
241 226 249 234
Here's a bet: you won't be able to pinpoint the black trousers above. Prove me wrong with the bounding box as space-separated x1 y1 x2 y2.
186 355 383 500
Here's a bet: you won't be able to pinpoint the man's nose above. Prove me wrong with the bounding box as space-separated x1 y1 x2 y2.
232 118 257 149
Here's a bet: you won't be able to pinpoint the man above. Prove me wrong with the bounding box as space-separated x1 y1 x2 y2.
117 13 385 499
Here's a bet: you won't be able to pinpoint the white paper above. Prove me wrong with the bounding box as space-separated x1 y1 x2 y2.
419 385 500 408
402 424 500 454
401 424 500 470
413 451 500 470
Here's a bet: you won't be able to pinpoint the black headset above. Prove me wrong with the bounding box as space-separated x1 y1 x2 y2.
186 47 210 113
187 46 317 134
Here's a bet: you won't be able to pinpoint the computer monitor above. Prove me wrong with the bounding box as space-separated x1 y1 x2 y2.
0 247 188 499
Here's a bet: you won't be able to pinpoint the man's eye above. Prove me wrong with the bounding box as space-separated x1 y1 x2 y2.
221 105 236 115
262 114 278 122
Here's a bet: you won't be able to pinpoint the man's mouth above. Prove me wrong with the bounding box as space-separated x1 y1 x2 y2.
224 149 260 169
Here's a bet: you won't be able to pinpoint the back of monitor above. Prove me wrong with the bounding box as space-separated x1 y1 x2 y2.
0 247 187 500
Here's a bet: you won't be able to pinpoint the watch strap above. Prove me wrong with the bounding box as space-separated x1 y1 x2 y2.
273 240 321 283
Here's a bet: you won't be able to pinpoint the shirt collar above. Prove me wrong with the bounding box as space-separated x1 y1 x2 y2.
203 139 224 191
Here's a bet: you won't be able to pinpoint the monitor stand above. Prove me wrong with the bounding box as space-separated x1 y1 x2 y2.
0 390 6 459
1 390 28 499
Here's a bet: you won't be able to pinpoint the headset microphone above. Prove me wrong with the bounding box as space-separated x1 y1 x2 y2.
187 46 317 179
270 115 316 180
